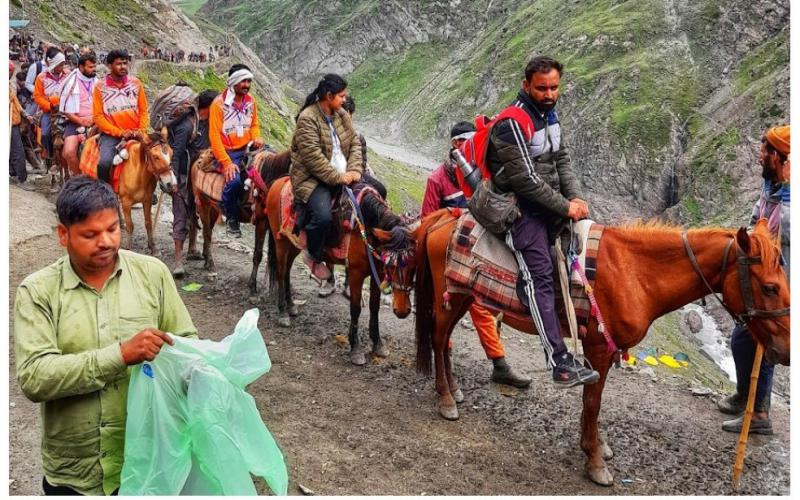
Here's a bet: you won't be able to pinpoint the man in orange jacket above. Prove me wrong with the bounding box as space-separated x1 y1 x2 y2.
92 49 149 181
32 50 67 169
421 122 531 388
208 63 264 237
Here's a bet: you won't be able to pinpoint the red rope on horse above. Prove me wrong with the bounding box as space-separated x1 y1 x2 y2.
571 257 617 353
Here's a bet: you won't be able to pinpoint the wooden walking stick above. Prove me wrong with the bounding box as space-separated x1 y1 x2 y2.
152 190 166 229
732 341 765 490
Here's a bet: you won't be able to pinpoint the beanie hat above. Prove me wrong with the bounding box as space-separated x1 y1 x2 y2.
450 121 476 140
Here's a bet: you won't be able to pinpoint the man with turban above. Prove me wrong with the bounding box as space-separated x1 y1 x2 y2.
209 64 264 237
717 125 790 435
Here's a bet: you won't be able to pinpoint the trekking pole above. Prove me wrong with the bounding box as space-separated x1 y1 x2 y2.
732 342 764 490
152 190 166 230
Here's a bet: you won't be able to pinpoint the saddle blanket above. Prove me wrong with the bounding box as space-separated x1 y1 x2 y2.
79 135 127 193
444 213 604 330
275 177 351 261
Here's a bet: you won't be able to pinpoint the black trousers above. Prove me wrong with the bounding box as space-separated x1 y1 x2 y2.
10 125 27 182
305 184 338 262
43 477 118 496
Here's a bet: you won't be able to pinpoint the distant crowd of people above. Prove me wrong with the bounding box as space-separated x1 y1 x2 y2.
139 44 232 64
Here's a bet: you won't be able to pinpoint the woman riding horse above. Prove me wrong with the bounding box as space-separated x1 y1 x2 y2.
289 74 363 283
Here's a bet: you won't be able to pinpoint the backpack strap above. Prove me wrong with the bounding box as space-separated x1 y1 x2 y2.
492 105 535 141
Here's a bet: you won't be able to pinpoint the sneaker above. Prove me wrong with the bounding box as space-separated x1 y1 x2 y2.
318 278 335 297
717 393 746 415
302 251 331 283
172 265 185 279
226 218 242 238
553 353 600 388
722 414 773 435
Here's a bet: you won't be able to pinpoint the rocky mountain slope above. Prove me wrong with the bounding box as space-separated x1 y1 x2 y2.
201 0 789 223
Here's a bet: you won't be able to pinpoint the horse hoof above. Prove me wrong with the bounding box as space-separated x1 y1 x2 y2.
587 464 614 486
371 340 389 358
288 305 299 317
439 404 459 421
187 251 204 261
350 350 367 366
277 315 291 327
451 389 465 403
248 295 259 305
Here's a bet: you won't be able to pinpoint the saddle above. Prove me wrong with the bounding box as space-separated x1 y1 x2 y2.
444 213 604 331
191 149 269 222
79 135 127 193
273 177 355 261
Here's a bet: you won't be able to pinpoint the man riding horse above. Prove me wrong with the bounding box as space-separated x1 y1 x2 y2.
32 49 68 176
485 55 597 387
209 64 265 238
92 49 149 182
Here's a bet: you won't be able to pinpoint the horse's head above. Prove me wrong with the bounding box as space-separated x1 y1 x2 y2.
723 220 790 365
372 226 416 319
141 127 176 193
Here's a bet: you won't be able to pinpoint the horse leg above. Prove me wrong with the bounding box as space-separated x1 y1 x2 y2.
368 275 388 357
444 301 471 404
142 193 160 257
580 343 615 486
201 207 216 273
432 303 465 421
286 252 299 318
121 199 134 251
347 268 366 366
275 243 292 327
249 216 268 303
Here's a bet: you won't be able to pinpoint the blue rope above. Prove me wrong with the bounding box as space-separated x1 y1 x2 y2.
345 186 383 286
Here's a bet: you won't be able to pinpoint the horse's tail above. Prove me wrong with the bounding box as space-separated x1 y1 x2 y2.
267 226 278 291
414 215 450 376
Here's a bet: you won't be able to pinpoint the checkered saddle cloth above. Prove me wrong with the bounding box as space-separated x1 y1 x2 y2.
444 213 604 328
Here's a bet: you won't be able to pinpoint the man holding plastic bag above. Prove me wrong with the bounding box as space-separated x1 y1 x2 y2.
13 176 198 495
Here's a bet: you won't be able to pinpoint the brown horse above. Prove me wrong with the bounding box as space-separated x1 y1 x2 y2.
264 177 415 364
81 128 176 254
189 149 291 288
49 112 69 187
409 211 789 486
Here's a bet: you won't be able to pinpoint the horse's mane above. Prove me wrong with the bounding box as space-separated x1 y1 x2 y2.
360 188 412 251
614 220 782 273
260 150 291 185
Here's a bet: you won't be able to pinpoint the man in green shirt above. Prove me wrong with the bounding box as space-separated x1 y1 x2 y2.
13 176 199 495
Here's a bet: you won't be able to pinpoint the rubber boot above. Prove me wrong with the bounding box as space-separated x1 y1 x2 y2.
491 357 532 388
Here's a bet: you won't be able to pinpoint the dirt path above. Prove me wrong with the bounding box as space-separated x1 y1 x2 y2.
8 184 790 495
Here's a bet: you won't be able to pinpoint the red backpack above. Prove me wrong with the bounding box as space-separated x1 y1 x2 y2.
455 105 535 197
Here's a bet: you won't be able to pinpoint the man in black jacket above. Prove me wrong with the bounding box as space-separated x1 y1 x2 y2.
486 56 598 387
168 88 218 278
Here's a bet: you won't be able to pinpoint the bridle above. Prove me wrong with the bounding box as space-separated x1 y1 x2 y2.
141 139 173 189
681 231 790 325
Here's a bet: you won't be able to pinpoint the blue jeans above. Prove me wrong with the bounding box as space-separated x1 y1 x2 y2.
40 112 52 157
221 148 248 222
731 323 774 412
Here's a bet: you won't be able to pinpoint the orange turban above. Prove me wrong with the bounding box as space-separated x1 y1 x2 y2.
765 126 790 155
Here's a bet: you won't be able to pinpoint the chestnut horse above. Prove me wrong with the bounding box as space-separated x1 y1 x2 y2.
190 149 291 290
81 128 176 254
48 111 69 187
264 178 415 365
410 211 789 486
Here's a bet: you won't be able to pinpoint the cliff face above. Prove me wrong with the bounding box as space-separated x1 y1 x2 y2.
201 0 789 222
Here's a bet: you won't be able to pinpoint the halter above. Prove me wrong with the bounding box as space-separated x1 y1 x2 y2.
681 231 789 325
141 139 173 188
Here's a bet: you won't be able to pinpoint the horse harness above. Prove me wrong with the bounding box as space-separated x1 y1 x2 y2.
681 231 790 325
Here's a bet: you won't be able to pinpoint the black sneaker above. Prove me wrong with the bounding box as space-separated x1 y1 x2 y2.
226 218 242 238
553 353 600 388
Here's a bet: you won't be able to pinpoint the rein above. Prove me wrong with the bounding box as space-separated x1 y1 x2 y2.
681 231 789 324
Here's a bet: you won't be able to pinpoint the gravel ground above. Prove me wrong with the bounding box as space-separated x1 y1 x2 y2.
7 182 790 495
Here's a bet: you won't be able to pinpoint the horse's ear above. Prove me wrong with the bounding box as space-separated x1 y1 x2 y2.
736 227 752 254
160 126 168 143
372 228 392 243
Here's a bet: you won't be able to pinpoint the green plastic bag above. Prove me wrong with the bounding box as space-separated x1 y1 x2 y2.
119 308 288 495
